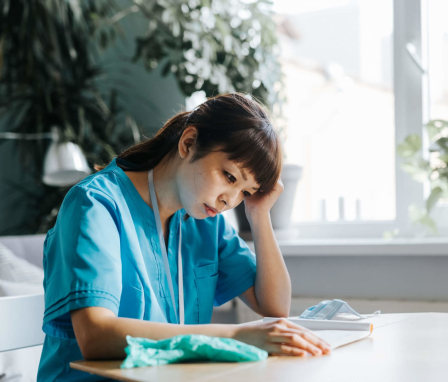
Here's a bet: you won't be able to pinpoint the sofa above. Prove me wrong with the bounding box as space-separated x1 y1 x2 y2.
0 234 46 382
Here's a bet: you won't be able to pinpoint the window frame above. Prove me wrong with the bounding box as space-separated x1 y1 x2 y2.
283 0 448 239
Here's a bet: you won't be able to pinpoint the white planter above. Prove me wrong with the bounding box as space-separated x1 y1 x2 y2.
270 164 303 229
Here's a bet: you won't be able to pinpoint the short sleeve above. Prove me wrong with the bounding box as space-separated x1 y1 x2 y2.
214 216 256 306
42 185 122 338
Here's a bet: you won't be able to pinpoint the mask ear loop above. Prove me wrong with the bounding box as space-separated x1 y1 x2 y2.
333 299 382 319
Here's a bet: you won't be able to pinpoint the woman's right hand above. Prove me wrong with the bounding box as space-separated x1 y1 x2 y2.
232 318 331 357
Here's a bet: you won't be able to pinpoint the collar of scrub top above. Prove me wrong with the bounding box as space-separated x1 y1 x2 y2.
148 169 184 325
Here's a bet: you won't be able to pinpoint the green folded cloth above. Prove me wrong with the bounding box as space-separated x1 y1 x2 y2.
121 334 268 368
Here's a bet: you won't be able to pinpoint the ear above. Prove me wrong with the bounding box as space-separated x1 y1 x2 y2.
178 126 198 159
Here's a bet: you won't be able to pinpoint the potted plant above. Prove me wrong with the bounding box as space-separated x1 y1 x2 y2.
0 0 139 233
131 0 283 111
130 0 302 232
397 119 448 233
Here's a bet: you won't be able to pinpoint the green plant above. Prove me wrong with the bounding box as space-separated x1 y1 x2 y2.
0 0 139 233
397 120 448 232
132 0 284 120
0 0 138 162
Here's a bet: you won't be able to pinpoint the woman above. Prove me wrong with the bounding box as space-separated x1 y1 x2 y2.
37 93 330 381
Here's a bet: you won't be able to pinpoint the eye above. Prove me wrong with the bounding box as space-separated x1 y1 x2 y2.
224 171 236 183
242 190 252 197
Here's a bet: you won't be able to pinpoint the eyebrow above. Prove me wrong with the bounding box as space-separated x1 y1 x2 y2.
239 168 260 191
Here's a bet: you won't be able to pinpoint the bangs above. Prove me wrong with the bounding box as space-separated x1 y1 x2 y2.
223 127 282 193
189 93 283 193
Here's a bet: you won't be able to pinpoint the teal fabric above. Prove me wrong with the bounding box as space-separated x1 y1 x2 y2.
121 335 268 368
37 158 257 381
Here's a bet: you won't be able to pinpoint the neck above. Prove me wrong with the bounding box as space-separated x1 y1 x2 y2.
151 157 182 224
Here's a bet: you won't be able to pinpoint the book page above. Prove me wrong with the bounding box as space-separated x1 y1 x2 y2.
313 329 371 349
313 314 409 349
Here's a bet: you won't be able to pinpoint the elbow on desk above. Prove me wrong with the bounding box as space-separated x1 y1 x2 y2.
249 292 291 318
260 296 291 318
256 304 290 319
71 308 125 360
264 308 290 318
76 329 123 361
251 297 290 318
75 327 104 360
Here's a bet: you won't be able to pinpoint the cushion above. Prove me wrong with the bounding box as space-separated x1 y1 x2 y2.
0 240 44 381
0 346 43 382
0 235 45 268
0 242 44 297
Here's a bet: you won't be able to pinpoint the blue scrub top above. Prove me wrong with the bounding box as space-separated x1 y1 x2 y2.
37 158 256 381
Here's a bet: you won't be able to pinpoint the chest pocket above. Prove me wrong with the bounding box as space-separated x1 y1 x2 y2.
193 263 218 324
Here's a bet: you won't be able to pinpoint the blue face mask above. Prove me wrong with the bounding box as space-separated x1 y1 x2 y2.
299 299 380 320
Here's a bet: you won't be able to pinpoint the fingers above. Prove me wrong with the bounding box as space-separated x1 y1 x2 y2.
267 319 331 356
275 318 331 348
269 333 326 356
268 343 308 357
295 329 332 353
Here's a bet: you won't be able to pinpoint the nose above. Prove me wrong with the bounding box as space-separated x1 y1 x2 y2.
219 188 242 210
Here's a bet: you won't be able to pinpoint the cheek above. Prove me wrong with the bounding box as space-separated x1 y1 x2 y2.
192 167 220 194
180 164 224 208
180 168 208 205
189 169 207 195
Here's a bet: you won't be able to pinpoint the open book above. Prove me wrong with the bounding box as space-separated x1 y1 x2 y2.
263 317 374 349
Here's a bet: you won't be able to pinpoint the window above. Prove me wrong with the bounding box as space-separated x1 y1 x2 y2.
428 0 448 121
274 0 394 224
428 0 448 209
273 0 446 237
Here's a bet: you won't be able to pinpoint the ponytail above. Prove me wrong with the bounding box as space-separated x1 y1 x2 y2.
117 111 190 170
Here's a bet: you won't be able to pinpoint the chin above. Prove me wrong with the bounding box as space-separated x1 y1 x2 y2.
183 206 207 220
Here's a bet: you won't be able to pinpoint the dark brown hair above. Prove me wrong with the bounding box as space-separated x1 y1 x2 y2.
117 93 282 193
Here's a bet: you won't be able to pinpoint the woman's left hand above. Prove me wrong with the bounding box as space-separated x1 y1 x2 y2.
243 178 284 221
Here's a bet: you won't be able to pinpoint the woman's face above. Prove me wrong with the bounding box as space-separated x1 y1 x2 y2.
176 150 260 219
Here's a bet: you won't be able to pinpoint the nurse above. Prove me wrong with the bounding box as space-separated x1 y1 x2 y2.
38 93 330 381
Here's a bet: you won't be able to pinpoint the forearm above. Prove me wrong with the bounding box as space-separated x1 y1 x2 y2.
72 308 331 361
72 308 237 360
249 212 291 317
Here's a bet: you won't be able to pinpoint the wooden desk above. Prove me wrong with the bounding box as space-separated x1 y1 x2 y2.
70 313 448 382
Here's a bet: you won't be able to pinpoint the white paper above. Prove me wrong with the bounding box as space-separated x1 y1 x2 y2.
313 329 371 349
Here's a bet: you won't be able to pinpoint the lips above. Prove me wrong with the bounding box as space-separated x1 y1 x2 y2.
204 204 219 218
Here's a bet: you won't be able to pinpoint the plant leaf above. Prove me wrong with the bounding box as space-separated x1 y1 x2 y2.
426 186 443 212
397 134 421 158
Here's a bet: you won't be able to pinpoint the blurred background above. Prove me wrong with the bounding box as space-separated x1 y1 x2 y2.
1 0 447 238
1 3 448 379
